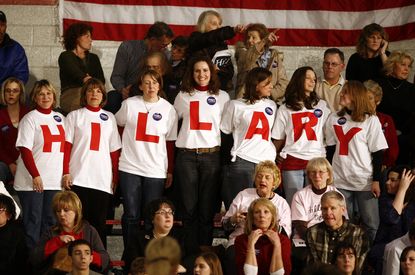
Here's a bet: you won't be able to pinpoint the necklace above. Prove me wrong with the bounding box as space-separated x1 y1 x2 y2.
143 96 159 113
387 79 404 90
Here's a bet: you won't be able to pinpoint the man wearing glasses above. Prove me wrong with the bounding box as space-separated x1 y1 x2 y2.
315 48 346 112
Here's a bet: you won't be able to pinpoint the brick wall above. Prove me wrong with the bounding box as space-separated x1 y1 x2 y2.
1 3 415 100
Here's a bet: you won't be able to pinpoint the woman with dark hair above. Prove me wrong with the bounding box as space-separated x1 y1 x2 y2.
59 22 105 114
115 69 178 247
123 198 196 274
400 246 415 275
174 55 230 246
30 190 109 274
0 194 28 274
0 77 29 185
271 66 330 205
346 23 389 82
62 78 121 246
234 198 291 275
194 251 223 275
376 51 415 165
14 80 66 249
333 243 357 275
325 81 388 241
235 23 288 103
220 67 277 208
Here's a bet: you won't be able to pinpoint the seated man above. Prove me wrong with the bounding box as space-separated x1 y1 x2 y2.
306 191 370 272
67 239 101 275
382 220 415 275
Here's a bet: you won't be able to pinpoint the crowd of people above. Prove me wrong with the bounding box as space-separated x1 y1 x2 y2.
1 7 415 275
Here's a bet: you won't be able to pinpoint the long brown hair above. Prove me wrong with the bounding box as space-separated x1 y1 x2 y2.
180 55 220 95
196 252 223 275
337 80 374 122
284 66 319 111
243 67 272 104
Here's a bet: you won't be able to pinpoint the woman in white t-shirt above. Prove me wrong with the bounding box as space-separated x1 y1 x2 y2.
272 66 330 205
116 69 178 247
14 80 66 248
220 67 277 209
174 55 230 246
62 78 121 246
325 80 388 241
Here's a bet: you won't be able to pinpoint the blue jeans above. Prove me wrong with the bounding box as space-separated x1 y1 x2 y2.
338 188 379 241
0 161 12 184
175 150 221 245
282 169 308 205
17 190 58 248
222 157 256 209
119 171 165 247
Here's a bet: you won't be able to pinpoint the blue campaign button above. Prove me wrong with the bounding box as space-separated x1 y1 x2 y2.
100 113 108 121
314 108 323 118
207 96 216 105
53 115 62 122
265 107 273 115
337 117 347 125
153 113 162 121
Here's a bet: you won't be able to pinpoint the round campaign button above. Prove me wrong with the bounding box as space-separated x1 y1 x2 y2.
53 115 62 122
153 113 162 121
100 113 109 121
337 117 347 125
265 107 273 115
314 109 323 118
207 96 216 105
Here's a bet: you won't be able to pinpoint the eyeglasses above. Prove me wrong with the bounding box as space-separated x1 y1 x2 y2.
5 88 20 94
323 61 342 68
0 208 6 214
155 210 174 216
310 170 328 175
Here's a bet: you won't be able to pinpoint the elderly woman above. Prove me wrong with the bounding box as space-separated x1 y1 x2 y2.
376 51 415 165
0 194 28 274
30 190 109 274
222 160 291 274
235 198 292 275
63 78 121 247
346 23 389 82
235 23 288 103
291 157 347 240
123 198 197 274
188 10 244 92
0 77 29 185
59 22 105 114
14 79 66 249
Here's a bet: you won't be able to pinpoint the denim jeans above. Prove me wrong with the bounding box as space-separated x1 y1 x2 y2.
0 161 12 184
222 157 256 210
337 188 379 241
17 190 58 248
119 171 165 247
282 169 308 205
175 150 221 246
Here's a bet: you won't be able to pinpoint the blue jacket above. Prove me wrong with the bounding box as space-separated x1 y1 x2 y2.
0 33 29 84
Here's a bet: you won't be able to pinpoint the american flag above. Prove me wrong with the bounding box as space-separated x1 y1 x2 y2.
59 0 415 46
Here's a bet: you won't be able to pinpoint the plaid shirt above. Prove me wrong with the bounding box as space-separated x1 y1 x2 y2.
306 219 370 272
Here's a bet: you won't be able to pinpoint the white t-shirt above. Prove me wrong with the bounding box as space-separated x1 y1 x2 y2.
271 100 330 160
116 96 178 178
174 89 230 148
222 188 291 247
291 184 348 229
65 108 122 194
220 98 277 163
325 113 388 191
14 110 65 191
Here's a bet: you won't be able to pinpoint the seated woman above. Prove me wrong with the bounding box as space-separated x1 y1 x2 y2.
291 157 347 240
30 190 109 274
58 22 105 114
0 194 28 274
222 160 291 274
235 23 288 103
333 242 357 275
369 166 415 274
235 198 291 275
123 198 197 274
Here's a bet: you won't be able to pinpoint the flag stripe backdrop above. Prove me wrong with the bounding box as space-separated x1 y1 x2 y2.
60 0 415 46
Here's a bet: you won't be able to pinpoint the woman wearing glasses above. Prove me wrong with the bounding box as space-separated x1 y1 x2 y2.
123 198 197 274
0 77 29 185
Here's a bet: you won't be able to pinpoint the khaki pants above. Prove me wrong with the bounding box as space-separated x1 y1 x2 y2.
60 87 81 115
